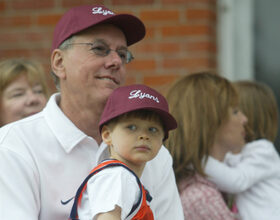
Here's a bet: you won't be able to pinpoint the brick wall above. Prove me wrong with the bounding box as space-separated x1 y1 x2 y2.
0 0 217 93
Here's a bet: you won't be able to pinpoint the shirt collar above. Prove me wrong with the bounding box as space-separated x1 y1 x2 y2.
43 93 89 153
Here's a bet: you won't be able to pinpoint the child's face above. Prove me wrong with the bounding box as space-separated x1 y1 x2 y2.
102 116 164 169
215 107 248 155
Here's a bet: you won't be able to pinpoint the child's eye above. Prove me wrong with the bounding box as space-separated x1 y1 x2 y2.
127 124 137 131
149 127 158 133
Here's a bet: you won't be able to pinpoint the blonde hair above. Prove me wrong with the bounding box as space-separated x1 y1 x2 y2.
0 58 49 98
234 81 278 142
164 72 238 183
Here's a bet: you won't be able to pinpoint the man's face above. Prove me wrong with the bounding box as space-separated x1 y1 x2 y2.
58 24 128 107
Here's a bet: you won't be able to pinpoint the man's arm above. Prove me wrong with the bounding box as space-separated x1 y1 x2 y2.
142 146 184 220
0 147 40 219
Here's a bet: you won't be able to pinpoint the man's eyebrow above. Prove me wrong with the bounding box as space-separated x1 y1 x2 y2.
93 38 128 50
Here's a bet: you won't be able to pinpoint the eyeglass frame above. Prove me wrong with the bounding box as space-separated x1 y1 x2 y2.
64 42 134 64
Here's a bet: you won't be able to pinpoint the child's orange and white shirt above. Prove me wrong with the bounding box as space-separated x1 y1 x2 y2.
69 159 154 220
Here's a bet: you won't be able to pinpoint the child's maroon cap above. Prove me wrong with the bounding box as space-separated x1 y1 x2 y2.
52 5 146 51
99 84 177 141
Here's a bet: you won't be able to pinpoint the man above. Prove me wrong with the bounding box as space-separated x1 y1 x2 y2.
0 5 184 220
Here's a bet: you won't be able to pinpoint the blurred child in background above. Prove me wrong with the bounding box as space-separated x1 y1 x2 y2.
205 80 280 220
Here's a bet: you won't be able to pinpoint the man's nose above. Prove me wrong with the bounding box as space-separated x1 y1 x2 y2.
106 50 123 68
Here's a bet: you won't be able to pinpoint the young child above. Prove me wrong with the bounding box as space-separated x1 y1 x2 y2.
205 81 280 220
69 84 177 220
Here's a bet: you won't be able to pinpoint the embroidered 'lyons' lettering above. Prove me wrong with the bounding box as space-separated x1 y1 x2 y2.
92 7 115 16
129 90 160 103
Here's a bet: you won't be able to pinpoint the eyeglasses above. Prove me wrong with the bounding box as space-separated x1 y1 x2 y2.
66 42 134 64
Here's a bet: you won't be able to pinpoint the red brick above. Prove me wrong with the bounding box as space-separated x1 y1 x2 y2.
132 42 180 54
138 26 155 40
124 76 136 85
0 31 52 45
140 10 179 22
30 48 52 58
162 0 187 3
62 0 105 8
11 0 55 10
162 25 212 36
127 59 156 71
185 41 216 52
158 42 181 53
131 42 157 54
0 49 31 58
112 0 154 5
162 0 215 4
23 32 50 43
0 33 21 43
37 14 62 26
163 58 212 69
186 9 216 21
144 74 179 86
0 1 218 90
0 16 32 27
0 2 6 11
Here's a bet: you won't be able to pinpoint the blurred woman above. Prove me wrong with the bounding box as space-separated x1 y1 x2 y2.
165 72 247 220
205 81 280 220
0 58 49 126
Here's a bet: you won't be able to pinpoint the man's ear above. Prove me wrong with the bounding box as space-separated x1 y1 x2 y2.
51 49 66 80
101 126 112 146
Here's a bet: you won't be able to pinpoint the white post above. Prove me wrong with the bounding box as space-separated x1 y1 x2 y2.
217 0 254 81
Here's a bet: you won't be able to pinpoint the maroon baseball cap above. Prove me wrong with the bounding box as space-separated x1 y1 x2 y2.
52 5 146 51
99 84 177 141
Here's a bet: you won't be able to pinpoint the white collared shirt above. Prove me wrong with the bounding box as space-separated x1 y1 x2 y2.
0 93 183 220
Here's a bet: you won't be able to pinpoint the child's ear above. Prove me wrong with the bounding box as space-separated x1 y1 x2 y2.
101 125 112 146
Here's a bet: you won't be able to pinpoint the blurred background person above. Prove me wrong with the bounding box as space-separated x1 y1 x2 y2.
165 72 247 220
234 81 278 144
205 81 280 220
0 58 49 126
